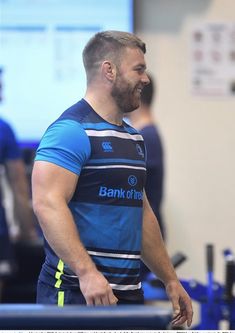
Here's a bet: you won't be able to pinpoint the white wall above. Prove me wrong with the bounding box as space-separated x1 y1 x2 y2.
135 0 235 285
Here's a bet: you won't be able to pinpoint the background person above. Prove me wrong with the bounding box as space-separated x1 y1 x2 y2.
0 67 39 301
128 74 165 282
128 74 165 239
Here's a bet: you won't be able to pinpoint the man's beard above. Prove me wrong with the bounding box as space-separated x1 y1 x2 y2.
111 74 141 114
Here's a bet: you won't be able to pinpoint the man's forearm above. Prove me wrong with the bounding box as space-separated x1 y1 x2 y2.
14 193 36 240
34 200 117 305
142 219 178 283
7 159 37 240
141 196 178 285
35 201 96 276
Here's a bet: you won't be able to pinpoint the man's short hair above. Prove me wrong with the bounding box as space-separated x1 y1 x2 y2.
83 30 146 83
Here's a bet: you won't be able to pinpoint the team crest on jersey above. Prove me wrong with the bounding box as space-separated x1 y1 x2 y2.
102 141 113 152
128 175 137 187
136 144 144 158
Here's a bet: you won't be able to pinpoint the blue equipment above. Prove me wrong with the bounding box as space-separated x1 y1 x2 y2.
0 304 172 330
143 245 235 329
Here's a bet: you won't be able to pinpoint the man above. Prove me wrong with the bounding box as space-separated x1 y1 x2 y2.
128 74 165 239
0 67 37 243
0 121 36 242
0 119 37 297
128 74 166 282
0 67 38 299
32 31 193 327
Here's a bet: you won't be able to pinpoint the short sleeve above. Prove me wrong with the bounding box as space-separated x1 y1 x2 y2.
35 119 91 175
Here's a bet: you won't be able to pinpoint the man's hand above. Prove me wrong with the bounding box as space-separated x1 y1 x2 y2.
79 268 118 306
165 280 193 328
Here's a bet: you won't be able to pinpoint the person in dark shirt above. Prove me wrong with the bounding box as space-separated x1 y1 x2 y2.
0 68 37 299
128 74 165 239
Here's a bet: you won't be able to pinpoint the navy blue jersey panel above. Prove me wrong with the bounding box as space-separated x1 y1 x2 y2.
87 136 145 162
72 168 145 207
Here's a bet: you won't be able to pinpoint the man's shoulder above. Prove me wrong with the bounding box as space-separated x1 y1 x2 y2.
140 124 160 141
0 118 17 144
57 99 94 124
0 118 12 132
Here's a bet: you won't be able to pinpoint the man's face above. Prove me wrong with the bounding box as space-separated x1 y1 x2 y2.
111 47 149 113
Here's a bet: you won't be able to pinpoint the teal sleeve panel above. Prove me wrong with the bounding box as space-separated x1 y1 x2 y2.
35 119 91 175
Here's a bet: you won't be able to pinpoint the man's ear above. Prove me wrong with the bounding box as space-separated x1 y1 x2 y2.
102 61 116 82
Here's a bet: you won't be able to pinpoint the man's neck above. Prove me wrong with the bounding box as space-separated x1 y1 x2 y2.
84 90 123 126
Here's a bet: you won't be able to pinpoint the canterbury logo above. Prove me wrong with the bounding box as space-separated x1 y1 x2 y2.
102 141 113 152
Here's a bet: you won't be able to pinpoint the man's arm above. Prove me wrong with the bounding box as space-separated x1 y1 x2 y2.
5 159 37 241
141 192 193 327
32 160 117 306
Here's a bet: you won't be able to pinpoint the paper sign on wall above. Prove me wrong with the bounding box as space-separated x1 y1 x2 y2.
191 22 235 97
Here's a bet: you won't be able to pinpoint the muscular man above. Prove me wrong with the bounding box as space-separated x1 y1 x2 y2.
32 30 193 327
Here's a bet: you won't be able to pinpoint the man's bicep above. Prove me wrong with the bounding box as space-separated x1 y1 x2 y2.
32 161 79 204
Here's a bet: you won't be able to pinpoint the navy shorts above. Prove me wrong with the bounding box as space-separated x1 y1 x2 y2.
36 280 144 306
37 280 86 305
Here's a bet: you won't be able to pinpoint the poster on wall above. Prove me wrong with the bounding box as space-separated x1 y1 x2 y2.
190 22 235 97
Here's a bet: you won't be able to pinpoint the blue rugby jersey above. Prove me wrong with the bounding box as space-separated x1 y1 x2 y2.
35 99 147 301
